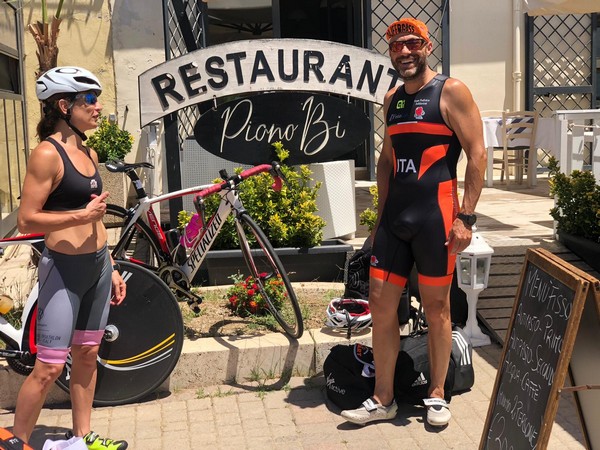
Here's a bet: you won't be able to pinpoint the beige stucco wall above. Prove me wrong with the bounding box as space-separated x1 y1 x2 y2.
449 0 516 113
109 0 165 160
23 1 116 150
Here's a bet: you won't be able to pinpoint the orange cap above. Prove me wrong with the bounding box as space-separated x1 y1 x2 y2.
385 18 429 42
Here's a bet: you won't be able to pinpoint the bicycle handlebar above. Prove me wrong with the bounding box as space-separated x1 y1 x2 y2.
192 162 284 214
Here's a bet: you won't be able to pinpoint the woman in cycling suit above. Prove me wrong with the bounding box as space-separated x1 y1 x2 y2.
13 67 128 450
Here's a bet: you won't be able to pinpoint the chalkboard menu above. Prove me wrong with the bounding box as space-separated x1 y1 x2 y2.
480 248 588 450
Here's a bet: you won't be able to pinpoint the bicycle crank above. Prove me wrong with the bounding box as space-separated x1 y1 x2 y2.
158 266 203 313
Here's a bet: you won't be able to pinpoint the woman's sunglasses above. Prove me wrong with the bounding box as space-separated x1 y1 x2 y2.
389 39 426 53
74 92 99 105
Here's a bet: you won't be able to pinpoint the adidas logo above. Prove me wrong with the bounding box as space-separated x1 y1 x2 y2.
411 372 428 387
452 330 472 366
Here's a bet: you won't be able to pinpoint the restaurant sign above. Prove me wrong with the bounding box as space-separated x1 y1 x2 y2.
193 92 371 165
138 38 399 127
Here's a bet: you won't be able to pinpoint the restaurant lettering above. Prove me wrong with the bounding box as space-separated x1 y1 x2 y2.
139 39 400 126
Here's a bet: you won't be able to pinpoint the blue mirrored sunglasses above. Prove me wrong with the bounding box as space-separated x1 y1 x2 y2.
75 92 99 105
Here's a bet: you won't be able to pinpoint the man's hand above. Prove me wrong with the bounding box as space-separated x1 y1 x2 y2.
446 219 472 254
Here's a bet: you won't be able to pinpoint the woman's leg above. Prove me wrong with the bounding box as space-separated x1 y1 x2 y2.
13 359 64 443
70 343 100 436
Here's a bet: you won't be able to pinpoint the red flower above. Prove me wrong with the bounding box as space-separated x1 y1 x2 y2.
247 289 255 296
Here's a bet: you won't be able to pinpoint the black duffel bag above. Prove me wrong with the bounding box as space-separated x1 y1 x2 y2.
323 327 474 409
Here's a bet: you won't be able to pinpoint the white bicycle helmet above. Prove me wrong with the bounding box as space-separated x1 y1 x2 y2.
325 298 372 332
36 66 102 100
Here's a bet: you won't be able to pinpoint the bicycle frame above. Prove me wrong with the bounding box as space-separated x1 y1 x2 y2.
0 234 44 358
112 163 280 285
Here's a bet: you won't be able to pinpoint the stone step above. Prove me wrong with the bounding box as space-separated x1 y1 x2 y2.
0 328 377 410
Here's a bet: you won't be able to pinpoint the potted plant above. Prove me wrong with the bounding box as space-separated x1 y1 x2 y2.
180 142 353 284
548 156 600 272
87 114 134 207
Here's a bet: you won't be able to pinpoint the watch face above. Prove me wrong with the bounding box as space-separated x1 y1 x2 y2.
459 213 476 226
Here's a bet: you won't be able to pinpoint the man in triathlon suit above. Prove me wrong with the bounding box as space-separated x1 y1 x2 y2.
341 18 486 427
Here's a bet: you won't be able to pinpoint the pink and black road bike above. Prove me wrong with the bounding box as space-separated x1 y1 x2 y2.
102 160 303 339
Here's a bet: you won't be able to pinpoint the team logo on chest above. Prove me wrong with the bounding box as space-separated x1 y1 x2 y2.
90 179 98 189
414 106 425 120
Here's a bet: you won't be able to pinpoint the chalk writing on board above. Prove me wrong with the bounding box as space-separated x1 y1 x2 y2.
483 262 575 450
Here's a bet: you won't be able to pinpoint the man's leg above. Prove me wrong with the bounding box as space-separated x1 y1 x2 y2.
419 282 453 426
340 277 405 425
371 278 405 406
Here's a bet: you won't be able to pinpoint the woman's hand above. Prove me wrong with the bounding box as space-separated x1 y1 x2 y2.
85 192 109 222
110 269 127 305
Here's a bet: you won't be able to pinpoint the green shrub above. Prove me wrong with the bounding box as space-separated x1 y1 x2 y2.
182 143 326 250
359 184 378 233
548 156 600 241
87 114 134 163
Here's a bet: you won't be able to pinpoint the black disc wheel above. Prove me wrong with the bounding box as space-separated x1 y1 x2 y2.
236 214 303 339
55 261 184 406
103 204 162 271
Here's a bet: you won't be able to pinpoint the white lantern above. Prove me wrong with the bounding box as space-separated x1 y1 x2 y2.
456 226 494 347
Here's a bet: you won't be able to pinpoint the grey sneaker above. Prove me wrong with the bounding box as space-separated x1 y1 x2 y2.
341 397 398 426
424 397 451 427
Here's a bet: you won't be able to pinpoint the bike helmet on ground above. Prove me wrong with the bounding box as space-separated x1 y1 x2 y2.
325 298 372 335
36 66 102 101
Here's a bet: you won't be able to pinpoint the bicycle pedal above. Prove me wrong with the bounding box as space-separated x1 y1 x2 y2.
187 298 202 314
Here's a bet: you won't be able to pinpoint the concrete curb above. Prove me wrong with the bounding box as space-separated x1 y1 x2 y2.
0 327 374 410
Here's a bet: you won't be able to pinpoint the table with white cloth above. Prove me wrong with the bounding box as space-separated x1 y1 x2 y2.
482 117 557 187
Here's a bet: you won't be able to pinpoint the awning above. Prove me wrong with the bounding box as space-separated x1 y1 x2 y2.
522 0 600 15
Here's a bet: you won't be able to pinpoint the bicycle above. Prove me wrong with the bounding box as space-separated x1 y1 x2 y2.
0 234 184 406
102 160 304 339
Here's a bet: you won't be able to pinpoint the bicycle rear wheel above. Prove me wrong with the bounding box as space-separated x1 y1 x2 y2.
235 214 303 339
55 261 184 406
103 204 162 271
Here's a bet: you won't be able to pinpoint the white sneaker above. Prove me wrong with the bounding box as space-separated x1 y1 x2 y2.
423 397 451 427
341 397 398 426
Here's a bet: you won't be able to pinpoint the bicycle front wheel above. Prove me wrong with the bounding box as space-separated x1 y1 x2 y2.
55 261 184 406
103 204 162 271
235 214 304 339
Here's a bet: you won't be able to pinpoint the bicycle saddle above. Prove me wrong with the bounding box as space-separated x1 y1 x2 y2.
104 160 154 172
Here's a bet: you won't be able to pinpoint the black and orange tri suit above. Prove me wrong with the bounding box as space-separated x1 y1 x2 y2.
370 74 462 289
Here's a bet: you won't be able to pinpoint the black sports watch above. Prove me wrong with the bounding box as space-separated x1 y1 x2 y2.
457 212 477 227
